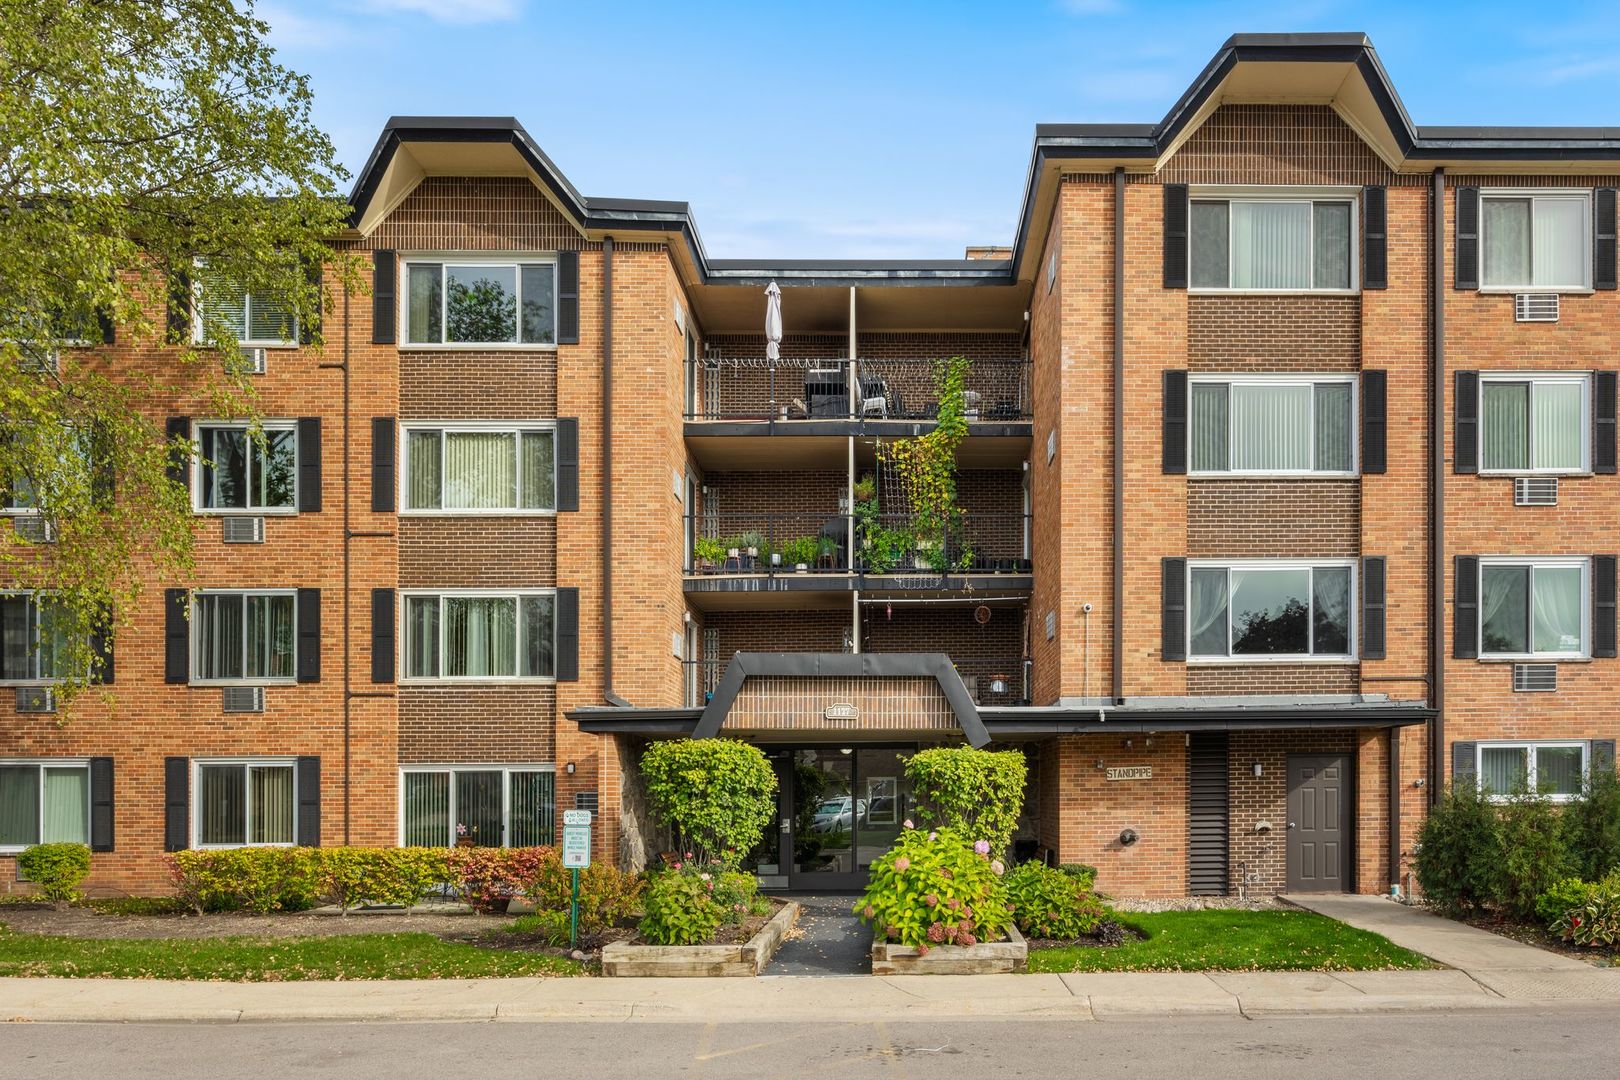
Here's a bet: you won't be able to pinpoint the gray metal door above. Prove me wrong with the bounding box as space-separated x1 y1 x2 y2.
1286 754 1349 892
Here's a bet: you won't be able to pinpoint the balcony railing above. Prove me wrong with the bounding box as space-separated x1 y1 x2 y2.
687 513 851 573
680 655 1030 709
685 357 1031 422
854 512 1031 575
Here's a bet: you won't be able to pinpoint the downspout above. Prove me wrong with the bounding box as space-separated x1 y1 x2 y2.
601 236 631 708
1429 169 1446 805
1388 724 1402 891
1112 166 1126 704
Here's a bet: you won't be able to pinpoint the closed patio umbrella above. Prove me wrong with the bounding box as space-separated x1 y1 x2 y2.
764 280 782 361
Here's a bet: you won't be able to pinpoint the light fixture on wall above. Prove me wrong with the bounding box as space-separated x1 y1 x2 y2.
1252 762 1263 778
565 762 577 775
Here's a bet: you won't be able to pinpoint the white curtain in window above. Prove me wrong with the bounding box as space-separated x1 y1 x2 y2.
403 772 450 847
521 431 555 509
1188 568 1229 656
1483 199 1531 287
1537 746 1584 796
0 766 39 847
445 597 517 677
405 597 440 678
1482 382 1529 471
1533 382 1583 471
1313 382 1353 472
1532 566 1583 654
250 765 294 844
1231 202 1311 289
1481 747 1528 794
42 767 87 844
407 430 442 510
1534 198 1586 288
1231 383 1311 470
443 432 516 509
1190 383 1229 471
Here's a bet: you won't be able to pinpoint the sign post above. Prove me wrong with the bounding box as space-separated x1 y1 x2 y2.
561 809 593 949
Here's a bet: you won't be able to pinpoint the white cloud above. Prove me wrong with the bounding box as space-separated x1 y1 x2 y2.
351 0 523 24
257 3 357 50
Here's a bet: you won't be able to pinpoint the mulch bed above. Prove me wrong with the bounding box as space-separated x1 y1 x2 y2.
1457 911 1619 968
1026 921 1136 951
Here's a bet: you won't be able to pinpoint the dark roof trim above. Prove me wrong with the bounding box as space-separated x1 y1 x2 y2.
691 652 991 748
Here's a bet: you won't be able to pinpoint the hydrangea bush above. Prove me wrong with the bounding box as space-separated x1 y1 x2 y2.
853 825 1011 950
1002 861 1107 940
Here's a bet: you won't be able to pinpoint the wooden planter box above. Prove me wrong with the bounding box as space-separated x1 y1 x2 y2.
871 923 1027 975
601 901 800 977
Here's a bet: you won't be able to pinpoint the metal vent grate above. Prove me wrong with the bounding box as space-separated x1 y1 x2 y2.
12 515 55 543
573 790 598 812
221 686 266 713
221 516 265 543
1514 293 1560 322
1514 476 1559 506
227 347 267 375
1512 663 1558 693
15 687 56 713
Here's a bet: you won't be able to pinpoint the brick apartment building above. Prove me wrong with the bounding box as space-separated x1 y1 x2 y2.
4 32 1618 898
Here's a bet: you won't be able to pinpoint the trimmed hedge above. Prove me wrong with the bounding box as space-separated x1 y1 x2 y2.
17 843 92 908
903 748 1027 855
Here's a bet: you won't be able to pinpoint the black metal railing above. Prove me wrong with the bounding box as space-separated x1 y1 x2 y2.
682 659 726 708
686 512 851 573
854 512 1031 575
685 357 1031 422
949 658 1032 707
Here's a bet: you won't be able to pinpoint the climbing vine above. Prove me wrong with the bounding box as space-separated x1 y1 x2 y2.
874 355 973 573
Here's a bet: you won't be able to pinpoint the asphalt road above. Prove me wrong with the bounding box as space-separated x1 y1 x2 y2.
5 1010 1620 1079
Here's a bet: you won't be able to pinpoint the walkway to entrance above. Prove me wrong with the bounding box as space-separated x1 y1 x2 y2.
764 895 872 976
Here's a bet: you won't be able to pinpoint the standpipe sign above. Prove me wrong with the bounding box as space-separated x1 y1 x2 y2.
1105 766 1153 782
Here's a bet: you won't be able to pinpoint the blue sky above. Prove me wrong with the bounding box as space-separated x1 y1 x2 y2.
260 1 1620 259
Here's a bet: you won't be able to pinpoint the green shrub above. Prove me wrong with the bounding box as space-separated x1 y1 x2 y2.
167 849 321 915
853 826 1012 949
639 739 777 867
1563 768 1620 882
638 870 724 945
528 850 644 934
503 910 573 946
1003 861 1106 940
17 843 91 908
447 846 553 914
1413 781 1503 916
903 748 1027 855
1537 877 1600 926
1056 863 1098 890
317 847 452 912
1553 879 1620 948
1497 792 1574 920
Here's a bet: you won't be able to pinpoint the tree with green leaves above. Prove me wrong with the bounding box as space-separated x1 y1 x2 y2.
0 0 359 705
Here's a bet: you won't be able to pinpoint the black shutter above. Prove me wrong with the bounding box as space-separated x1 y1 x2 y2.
1363 185 1388 290
371 249 396 344
1595 371 1617 475
371 417 396 512
296 588 320 683
557 250 580 345
299 257 322 345
89 757 114 852
556 587 579 682
165 416 191 486
371 588 395 684
1596 188 1618 292
1454 371 1479 474
1593 555 1617 659
91 422 115 510
556 417 580 512
89 614 113 685
1451 742 1478 787
1454 556 1479 660
1162 371 1188 475
1362 556 1387 661
1593 739 1617 774
1163 184 1189 289
297 417 321 512
97 308 116 345
164 588 189 684
1455 187 1480 290
164 757 189 852
1162 557 1187 662
1188 733 1229 896
166 265 192 343
1362 369 1387 475
296 756 321 847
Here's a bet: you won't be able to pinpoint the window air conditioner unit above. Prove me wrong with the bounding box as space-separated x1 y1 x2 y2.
1512 663 1557 693
221 515 265 543
15 686 56 713
228 346 267 375
12 515 56 543
20 348 60 375
1514 476 1558 506
1514 294 1559 322
221 686 266 713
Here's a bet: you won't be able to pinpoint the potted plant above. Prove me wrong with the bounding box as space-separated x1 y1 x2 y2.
693 536 725 571
782 535 819 571
817 534 841 570
735 530 765 569
853 474 876 505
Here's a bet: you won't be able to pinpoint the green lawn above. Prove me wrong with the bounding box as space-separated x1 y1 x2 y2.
1027 909 1435 973
0 927 582 981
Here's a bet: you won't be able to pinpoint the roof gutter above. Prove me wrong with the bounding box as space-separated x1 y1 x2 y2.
601 236 630 709
1429 168 1446 802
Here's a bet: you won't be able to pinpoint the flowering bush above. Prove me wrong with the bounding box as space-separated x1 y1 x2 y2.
638 869 725 945
448 846 553 913
1002 861 1107 940
853 826 1011 948
17 843 91 908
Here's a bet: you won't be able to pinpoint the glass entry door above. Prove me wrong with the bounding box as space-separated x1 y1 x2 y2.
788 746 913 891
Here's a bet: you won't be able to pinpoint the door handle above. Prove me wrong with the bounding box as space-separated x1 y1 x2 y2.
780 818 791 833
1287 821 1297 829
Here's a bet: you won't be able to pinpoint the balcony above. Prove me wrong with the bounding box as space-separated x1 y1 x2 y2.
685 357 1031 424
687 512 852 574
853 512 1030 576
680 655 1030 710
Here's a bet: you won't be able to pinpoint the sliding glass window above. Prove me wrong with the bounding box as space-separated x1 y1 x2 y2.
1189 376 1355 475
1190 196 1355 291
1478 375 1588 474
400 767 555 847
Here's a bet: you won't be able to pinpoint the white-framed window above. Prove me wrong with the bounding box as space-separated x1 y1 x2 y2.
402 590 556 682
1188 559 1356 661
0 759 89 851
398 765 555 848
193 758 296 848
402 258 557 347
1475 741 1587 801
1190 190 1358 292
401 422 556 513
194 421 298 512
4 426 95 514
191 590 297 684
1478 557 1588 660
1480 191 1592 292
192 262 298 347
0 593 73 683
1478 374 1590 475
1189 374 1356 475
